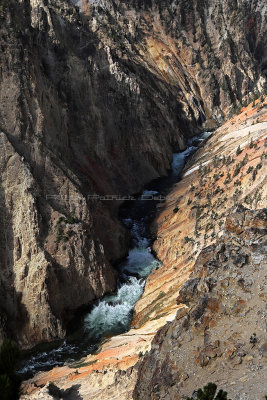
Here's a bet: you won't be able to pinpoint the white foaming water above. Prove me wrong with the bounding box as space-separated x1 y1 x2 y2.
141 190 159 196
121 247 160 277
131 221 148 247
18 342 80 375
172 131 213 176
196 131 213 141
83 226 161 338
19 131 212 377
84 189 161 339
172 146 196 175
84 276 145 339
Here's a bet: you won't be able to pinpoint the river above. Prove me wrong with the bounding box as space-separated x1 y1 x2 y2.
18 131 212 378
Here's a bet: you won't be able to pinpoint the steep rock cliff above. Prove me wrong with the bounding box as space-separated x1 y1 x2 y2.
134 206 267 400
21 100 267 399
132 97 267 331
0 0 266 350
0 0 191 347
0 130 117 347
82 0 267 122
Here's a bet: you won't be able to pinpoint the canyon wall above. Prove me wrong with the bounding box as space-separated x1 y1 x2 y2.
133 98 267 399
134 205 267 400
0 0 266 351
21 99 267 399
0 0 191 348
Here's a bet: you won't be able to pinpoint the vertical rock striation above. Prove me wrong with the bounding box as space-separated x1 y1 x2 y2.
0 0 266 350
20 99 267 400
0 131 117 347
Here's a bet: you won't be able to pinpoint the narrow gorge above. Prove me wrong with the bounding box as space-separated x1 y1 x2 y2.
0 0 266 399
18 130 207 378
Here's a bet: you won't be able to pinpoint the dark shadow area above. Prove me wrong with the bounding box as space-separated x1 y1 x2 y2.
48 383 83 400
0 181 15 340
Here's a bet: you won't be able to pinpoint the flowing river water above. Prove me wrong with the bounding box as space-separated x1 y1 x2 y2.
18 131 212 378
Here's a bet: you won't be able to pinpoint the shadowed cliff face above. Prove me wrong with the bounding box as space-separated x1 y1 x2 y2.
0 0 190 348
82 0 266 122
0 0 266 349
20 100 267 400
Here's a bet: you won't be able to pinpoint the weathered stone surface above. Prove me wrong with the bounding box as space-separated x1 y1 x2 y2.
0 131 118 348
0 0 266 397
1 0 266 348
132 98 267 331
134 206 267 400
21 98 267 400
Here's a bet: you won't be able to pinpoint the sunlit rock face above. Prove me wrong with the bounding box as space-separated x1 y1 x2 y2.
134 207 267 400
132 98 267 399
0 0 266 351
82 0 266 122
21 98 267 400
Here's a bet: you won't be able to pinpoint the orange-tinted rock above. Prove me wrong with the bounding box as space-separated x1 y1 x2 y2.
21 100 267 399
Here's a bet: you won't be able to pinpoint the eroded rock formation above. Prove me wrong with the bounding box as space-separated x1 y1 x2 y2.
0 0 200 347
0 0 266 389
134 205 267 399
21 100 267 400
0 130 117 347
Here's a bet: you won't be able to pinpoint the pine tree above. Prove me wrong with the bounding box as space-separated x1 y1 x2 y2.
186 383 230 400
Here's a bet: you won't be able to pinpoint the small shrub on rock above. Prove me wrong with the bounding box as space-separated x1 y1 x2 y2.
250 333 257 347
186 382 230 400
236 145 242 156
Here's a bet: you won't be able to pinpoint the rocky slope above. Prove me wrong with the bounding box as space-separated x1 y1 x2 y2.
21 100 267 399
132 97 267 330
134 205 267 400
0 0 194 348
132 99 267 399
84 0 267 123
0 0 266 377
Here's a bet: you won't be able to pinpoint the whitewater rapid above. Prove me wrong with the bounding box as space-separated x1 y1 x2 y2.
18 131 212 377
83 132 213 341
84 189 161 342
